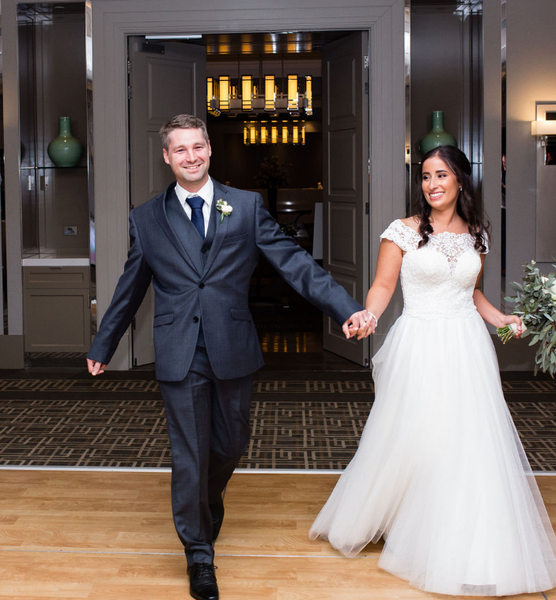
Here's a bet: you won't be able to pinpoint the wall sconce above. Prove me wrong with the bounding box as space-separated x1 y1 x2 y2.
287 75 298 112
219 76 230 111
243 121 306 146
264 75 276 111
260 126 268 144
531 120 556 144
292 125 300 145
531 103 556 165
241 75 253 112
207 77 215 112
305 76 313 116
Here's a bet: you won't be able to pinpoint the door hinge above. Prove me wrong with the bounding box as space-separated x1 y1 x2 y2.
368 158 371 175
131 317 136 331
365 202 369 215
130 204 135 210
128 85 133 100
127 59 132 74
364 55 369 69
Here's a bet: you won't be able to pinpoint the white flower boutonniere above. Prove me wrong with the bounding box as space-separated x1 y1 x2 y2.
216 199 233 223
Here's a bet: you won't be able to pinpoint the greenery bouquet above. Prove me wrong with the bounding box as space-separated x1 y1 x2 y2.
497 261 556 377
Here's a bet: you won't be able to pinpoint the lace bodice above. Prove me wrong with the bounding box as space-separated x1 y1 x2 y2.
381 219 487 320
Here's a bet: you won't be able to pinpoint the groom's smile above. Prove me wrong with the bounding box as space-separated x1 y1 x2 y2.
163 127 212 193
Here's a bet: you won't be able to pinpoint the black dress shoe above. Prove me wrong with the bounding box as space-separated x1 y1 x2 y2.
210 497 225 542
188 563 219 600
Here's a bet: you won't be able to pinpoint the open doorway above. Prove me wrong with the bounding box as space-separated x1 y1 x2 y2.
127 30 370 370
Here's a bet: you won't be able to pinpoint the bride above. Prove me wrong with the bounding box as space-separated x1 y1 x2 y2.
310 145 556 596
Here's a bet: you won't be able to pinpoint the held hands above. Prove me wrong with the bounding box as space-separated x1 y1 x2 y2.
342 310 378 340
87 358 108 376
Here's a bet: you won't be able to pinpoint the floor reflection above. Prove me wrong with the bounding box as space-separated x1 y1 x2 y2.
258 331 322 353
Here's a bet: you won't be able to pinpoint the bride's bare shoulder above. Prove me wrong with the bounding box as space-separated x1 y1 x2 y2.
399 216 421 232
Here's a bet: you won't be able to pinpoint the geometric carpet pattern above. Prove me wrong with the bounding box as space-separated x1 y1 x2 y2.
0 378 556 470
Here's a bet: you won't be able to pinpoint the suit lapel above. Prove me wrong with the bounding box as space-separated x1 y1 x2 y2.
154 185 203 275
202 182 230 276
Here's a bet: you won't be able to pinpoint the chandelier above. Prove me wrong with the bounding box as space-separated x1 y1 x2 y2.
243 120 306 146
207 74 313 116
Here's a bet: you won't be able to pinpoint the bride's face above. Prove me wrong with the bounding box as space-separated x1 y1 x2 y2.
421 155 460 212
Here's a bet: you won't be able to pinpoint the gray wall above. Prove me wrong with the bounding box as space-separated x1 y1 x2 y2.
411 4 482 202
505 0 556 294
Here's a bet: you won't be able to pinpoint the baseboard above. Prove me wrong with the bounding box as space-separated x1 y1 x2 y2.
0 335 25 369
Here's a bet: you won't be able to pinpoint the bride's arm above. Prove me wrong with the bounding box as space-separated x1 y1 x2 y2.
473 255 523 334
356 239 403 339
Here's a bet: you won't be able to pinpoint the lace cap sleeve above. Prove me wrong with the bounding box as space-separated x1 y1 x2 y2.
380 220 421 252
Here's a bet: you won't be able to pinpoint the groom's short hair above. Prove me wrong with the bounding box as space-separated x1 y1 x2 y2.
159 114 210 149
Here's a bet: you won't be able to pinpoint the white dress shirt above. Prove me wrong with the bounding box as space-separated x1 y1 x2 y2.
174 178 214 236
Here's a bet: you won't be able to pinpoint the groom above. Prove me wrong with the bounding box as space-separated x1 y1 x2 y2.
87 114 366 600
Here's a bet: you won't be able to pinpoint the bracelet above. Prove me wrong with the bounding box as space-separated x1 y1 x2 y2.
364 310 378 325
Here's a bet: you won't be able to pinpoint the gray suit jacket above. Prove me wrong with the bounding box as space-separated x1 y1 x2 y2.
88 180 363 381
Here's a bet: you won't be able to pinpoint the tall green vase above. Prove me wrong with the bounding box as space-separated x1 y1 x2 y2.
419 111 457 155
47 117 84 167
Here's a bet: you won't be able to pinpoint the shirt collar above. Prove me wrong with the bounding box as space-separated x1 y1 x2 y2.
175 177 214 207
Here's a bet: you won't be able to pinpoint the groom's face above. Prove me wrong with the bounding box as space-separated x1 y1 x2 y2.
163 127 212 192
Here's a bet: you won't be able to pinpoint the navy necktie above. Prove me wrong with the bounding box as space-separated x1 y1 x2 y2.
187 195 205 239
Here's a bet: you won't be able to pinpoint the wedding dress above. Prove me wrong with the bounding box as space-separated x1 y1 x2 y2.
309 219 556 596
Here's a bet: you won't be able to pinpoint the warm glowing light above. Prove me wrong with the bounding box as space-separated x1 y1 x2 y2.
244 126 249 145
242 75 253 111
282 125 288 144
265 75 276 111
531 120 556 136
305 76 313 115
219 76 230 111
287 75 298 111
207 77 214 111
271 126 278 144
249 125 257 145
301 125 306 145
260 126 268 144
292 125 299 145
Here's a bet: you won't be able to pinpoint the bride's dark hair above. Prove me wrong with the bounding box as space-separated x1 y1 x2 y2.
415 145 490 252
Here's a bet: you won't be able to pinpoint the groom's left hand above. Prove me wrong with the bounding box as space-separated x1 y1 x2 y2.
343 310 370 340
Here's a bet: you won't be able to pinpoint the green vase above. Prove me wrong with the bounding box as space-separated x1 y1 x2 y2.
47 117 84 167
419 111 457 155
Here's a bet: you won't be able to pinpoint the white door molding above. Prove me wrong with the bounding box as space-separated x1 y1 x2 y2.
92 0 407 369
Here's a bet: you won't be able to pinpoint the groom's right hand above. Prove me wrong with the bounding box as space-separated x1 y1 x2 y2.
87 358 107 376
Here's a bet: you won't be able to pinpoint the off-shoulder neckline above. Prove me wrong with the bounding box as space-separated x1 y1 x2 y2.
394 219 473 239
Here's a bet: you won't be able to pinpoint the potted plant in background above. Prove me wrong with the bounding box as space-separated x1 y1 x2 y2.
254 156 290 218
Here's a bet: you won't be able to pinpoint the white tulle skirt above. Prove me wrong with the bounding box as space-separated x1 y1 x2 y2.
309 312 556 596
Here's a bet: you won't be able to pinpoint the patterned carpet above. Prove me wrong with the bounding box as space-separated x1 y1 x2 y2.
1 375 556 470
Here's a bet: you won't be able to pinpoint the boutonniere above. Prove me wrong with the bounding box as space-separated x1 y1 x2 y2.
216 199 233 223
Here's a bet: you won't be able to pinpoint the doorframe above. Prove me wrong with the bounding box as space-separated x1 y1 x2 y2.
91 0 407 369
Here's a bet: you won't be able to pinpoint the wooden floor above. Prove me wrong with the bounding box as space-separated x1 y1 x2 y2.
0 471 555 599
